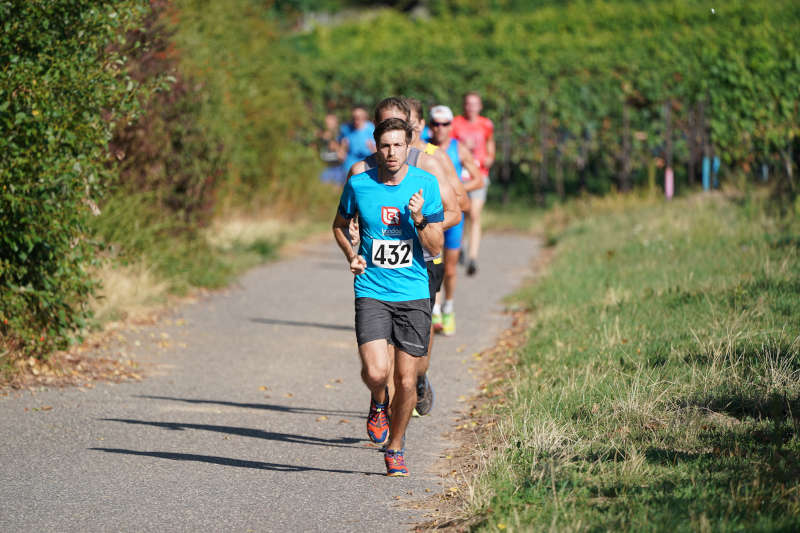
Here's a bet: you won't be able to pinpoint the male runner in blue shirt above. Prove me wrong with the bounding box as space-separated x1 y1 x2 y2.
332 118 444 477
346 97 469 418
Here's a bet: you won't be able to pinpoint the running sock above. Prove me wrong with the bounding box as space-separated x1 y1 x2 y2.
432 302 442 315
442 299 454 314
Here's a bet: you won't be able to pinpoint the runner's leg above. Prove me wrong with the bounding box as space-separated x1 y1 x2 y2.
387 343 396 415
359 339 391 403
468 195 484 262
443 248 459 301
387 348 418 451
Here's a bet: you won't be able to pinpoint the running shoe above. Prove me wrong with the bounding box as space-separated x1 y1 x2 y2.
415 373 434 416
366 389 390 444
432 311 443 333
384 448 409 477
466 259 478 276
442 311 456 336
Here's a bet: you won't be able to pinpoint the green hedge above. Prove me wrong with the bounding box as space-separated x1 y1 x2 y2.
285 0 799 200
171 0 327 211
0 1 148 357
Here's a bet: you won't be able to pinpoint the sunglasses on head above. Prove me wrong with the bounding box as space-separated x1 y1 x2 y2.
431 121 451 127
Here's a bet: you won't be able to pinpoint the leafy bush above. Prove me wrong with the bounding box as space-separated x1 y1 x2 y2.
0 1 148 357
108 0 223 226
284 0 799 203
171 0 329 212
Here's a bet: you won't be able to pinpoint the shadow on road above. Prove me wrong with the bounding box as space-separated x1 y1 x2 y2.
249 317 353 331
90 448 382 475
102 418 363 449
137 395 362 417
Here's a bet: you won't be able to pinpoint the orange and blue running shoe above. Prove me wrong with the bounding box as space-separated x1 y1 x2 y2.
385 448 409 477
366 390 390 444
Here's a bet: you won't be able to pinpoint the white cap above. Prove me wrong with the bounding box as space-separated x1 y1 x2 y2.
429 105 454 122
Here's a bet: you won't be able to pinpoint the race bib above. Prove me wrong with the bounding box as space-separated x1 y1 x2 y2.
371 239 413 269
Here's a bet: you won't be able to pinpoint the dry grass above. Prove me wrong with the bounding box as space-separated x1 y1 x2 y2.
90 261 170 325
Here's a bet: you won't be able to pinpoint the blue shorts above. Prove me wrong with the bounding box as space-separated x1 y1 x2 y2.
320 165 346 185
444 215 464 250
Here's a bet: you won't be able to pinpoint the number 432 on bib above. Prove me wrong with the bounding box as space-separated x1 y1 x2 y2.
372 239 412 269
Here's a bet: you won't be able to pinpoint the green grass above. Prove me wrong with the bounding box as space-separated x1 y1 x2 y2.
483 202 547 235
466 192 800 532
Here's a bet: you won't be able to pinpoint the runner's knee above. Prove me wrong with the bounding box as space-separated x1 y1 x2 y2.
362 362 391 388
394 371 417 394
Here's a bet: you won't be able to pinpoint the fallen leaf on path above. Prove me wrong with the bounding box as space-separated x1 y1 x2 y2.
316 416 328 422
258 386 268 391
324 384 334 389
456 345 466 353
339 419 350 424
285 393 293 398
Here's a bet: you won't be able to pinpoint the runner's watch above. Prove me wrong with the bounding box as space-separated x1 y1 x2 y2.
414 217 428 231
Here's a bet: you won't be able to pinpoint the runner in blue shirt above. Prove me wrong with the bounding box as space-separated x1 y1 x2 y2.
333 118 444 477
427 105 484 337
338 105 375 182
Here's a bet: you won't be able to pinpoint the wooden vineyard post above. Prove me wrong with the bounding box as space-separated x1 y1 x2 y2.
664 101 674 199
500 108 512 205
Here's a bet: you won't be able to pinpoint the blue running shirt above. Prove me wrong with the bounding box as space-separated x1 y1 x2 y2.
339 121 376 175
338 166 445 301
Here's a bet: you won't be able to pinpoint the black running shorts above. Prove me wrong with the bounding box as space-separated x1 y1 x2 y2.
426 259 445 308
354 297 431 357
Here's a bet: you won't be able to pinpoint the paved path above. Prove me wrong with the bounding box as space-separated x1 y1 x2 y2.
0 233 539 532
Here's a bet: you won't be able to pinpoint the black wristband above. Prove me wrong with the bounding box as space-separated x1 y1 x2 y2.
414 217 428 231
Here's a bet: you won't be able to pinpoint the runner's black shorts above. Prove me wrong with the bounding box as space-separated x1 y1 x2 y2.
354 297 431 357
426 258 445 308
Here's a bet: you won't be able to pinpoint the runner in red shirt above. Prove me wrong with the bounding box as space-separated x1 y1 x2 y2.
452 92 495 276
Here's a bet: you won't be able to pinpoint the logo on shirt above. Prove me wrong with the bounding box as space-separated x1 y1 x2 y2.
381 206 401 226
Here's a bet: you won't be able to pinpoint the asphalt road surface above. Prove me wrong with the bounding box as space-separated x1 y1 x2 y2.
1 233 539 532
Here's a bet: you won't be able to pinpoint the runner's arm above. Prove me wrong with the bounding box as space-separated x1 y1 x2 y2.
433 149 470 213
420 154 460 230
333 212 366 274
485 132 496 170
417 222 443 258
458 143 485 193
345 160 369 247
408 189 444 258
337 137 349 163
